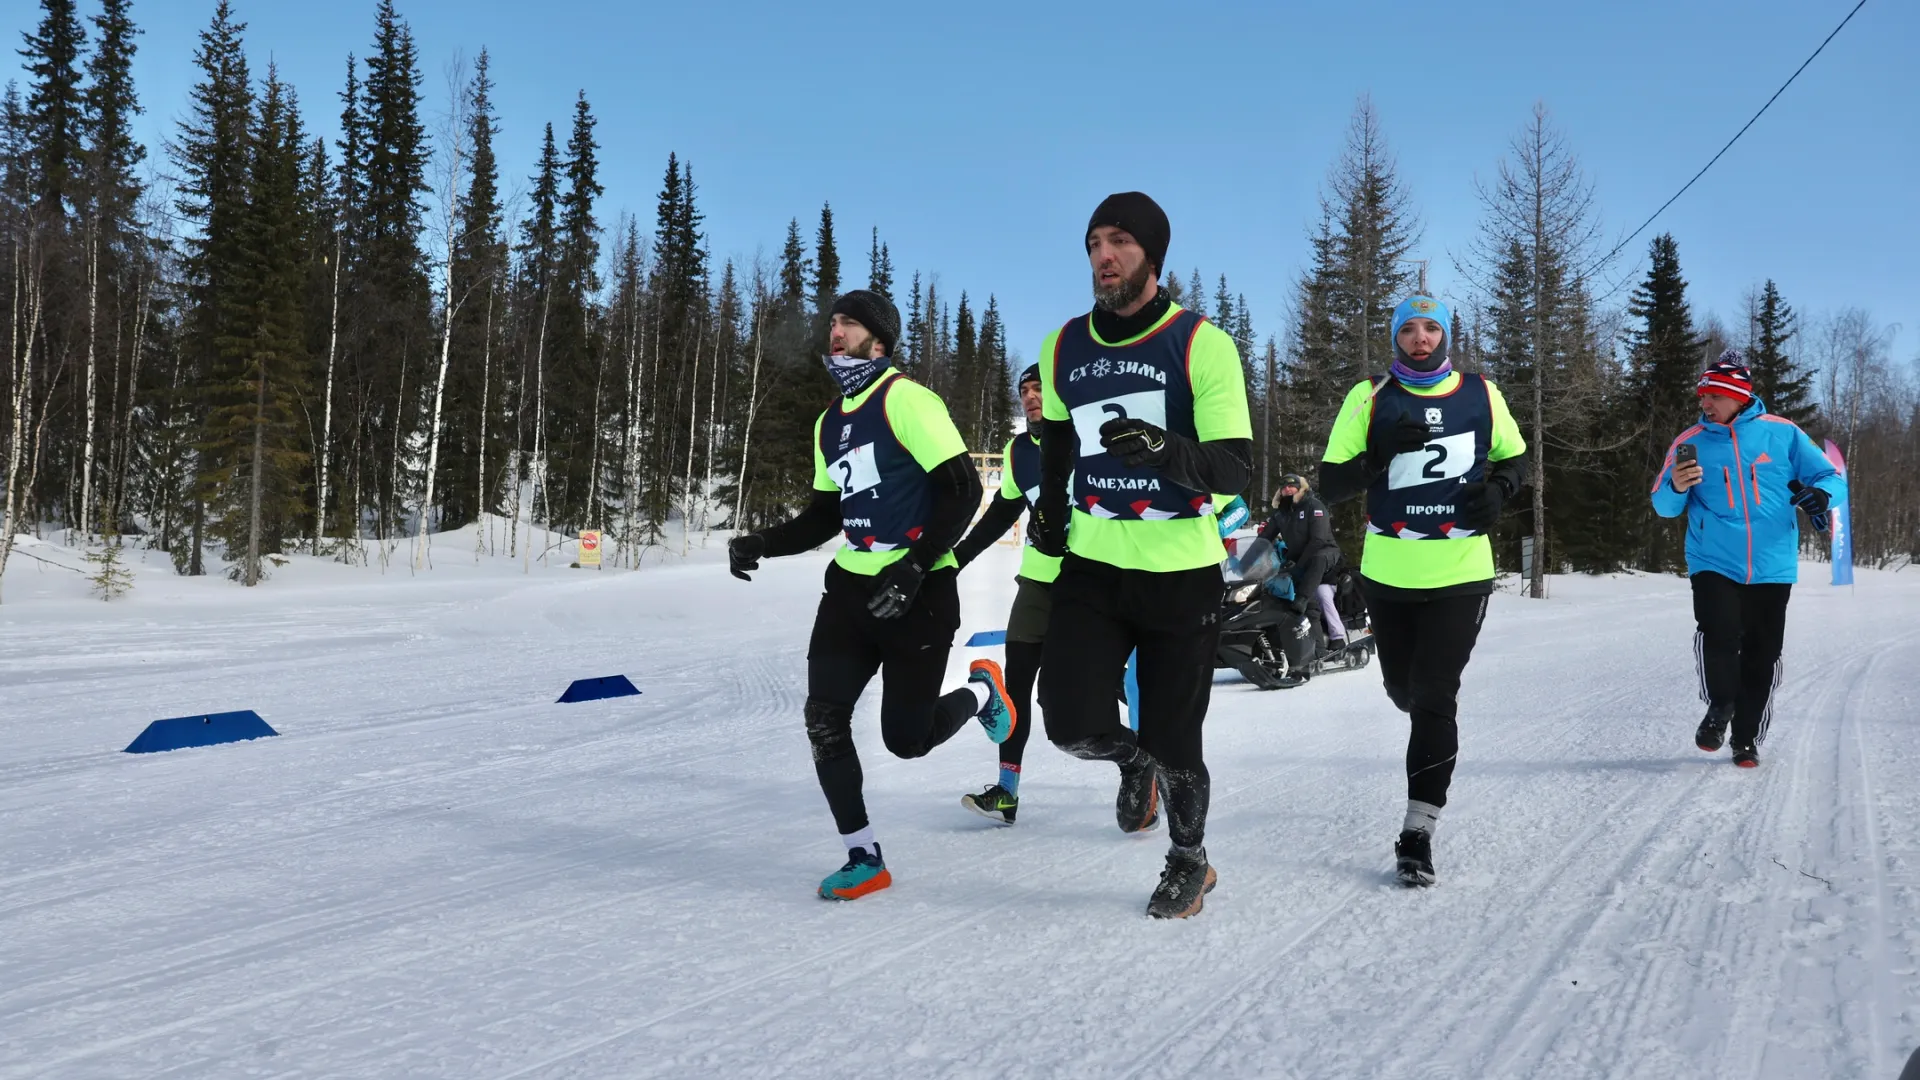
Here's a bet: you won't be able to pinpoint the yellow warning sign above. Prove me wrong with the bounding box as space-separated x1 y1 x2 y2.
579 530 602 568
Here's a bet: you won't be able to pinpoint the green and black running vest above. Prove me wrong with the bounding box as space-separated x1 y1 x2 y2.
818 371 934 552
1364 373 1494 540
1050 309 1213 522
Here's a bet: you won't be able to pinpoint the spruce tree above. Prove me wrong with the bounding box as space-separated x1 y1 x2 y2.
334 55 365 242
560 93 602 281
521 126 559 282
1748 279 1817 429
977 294 1013 449
1287 210 1354 556
902 270 924 371
812 202 839 313
1 83 28 209
84 537 133 599
69 0 145 539
1625 233 1696 572
1327 96 1418 380
738 209 824 523
952 292 977 443
1286 213 1343 461
171 0 252 575
441 48 505 530
360 1 428 255
1232 293 1258 491
81 0 142 226
777 216 807 305
547 90 602 526
867 227 893 298
516 123 560 525
18 0 87 216
357 0 431 533
1482 239 1540 567
207 66 310 584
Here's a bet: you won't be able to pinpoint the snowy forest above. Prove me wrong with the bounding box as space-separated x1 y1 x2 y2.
3 0 1916 597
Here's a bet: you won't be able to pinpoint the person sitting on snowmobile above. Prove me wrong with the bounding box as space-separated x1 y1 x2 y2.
1258 474 1346 653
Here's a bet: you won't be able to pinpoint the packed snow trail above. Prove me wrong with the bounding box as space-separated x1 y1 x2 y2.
1 540 1914 1079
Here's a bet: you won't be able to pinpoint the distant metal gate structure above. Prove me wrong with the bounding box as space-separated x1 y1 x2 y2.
969 452 1020 546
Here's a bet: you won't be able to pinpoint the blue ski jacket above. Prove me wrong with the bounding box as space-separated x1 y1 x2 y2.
1649 397 1845 585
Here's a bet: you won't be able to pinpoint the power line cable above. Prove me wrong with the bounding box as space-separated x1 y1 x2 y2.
1590 0 1869 276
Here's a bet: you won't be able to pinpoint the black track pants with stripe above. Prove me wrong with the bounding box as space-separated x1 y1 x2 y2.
1691 571 1791 746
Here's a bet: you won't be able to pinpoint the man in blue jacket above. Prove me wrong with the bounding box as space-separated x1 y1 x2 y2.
1651 352 1845 767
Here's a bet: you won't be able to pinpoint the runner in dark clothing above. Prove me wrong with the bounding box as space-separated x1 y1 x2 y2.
950 364 1057 825
1031 192 1254 919
1316 295 1529 887
727 290 1019 900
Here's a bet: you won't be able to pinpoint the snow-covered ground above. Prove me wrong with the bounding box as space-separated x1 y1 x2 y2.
2 533 1916 1079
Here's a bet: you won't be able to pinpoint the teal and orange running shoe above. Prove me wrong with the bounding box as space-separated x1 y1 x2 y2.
969 659 1017 744
819 845 891 901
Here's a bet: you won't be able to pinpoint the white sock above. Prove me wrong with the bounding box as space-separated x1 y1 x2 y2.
1403 800 1441 837
840 825 878 855
967 682 991 712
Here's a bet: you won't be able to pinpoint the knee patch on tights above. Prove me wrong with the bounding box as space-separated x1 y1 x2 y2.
804 699 856 763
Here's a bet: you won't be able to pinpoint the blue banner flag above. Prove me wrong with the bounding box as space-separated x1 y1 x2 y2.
1823 440 1852 586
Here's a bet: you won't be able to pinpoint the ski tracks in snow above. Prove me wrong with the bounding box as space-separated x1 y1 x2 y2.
4 562 1915 1078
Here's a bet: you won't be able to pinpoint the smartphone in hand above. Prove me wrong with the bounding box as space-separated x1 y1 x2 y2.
1671 442 1699 492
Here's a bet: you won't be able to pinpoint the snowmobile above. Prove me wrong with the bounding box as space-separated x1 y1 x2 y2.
1215 537 1374 691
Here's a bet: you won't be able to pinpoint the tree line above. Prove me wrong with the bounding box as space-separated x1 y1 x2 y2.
0 0 1021 595
4 4 1914 599
1263 97 1916 589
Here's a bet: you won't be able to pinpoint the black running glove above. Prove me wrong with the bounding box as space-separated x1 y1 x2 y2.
1788 480 1832 531
1455 482 1502 531
1098 416 1171 468
1367 417 1431 474
867 557 926 620
1028 503 1067 558
728 533 766 581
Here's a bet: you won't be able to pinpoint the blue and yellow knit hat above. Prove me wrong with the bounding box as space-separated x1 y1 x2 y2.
1392 295 1452 343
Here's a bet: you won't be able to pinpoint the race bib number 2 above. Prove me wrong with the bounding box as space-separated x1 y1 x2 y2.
1069 390 1166 458
828 442 883 497
1387 430 1476 491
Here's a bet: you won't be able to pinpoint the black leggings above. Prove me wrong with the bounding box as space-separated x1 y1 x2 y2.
1367 587 1489 808
998 576 1053 770
805 564 980 835
1691 571 1791 746
999 640 1041 770
1039 555 1222 848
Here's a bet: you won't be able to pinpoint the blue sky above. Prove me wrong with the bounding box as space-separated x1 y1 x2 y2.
24 0 1917 369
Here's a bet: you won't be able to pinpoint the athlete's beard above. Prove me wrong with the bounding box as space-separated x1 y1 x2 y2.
830 331 878 362
1092 261 1153 313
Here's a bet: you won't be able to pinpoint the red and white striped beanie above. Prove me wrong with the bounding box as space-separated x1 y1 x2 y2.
1697 350 1754 404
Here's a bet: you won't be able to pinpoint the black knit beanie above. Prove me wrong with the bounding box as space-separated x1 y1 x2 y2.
829 289 900 356
1018 363 1041 390
1086 192 1170 275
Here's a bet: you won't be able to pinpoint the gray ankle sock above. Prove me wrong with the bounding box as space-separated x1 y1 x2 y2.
1403 800 1441 837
